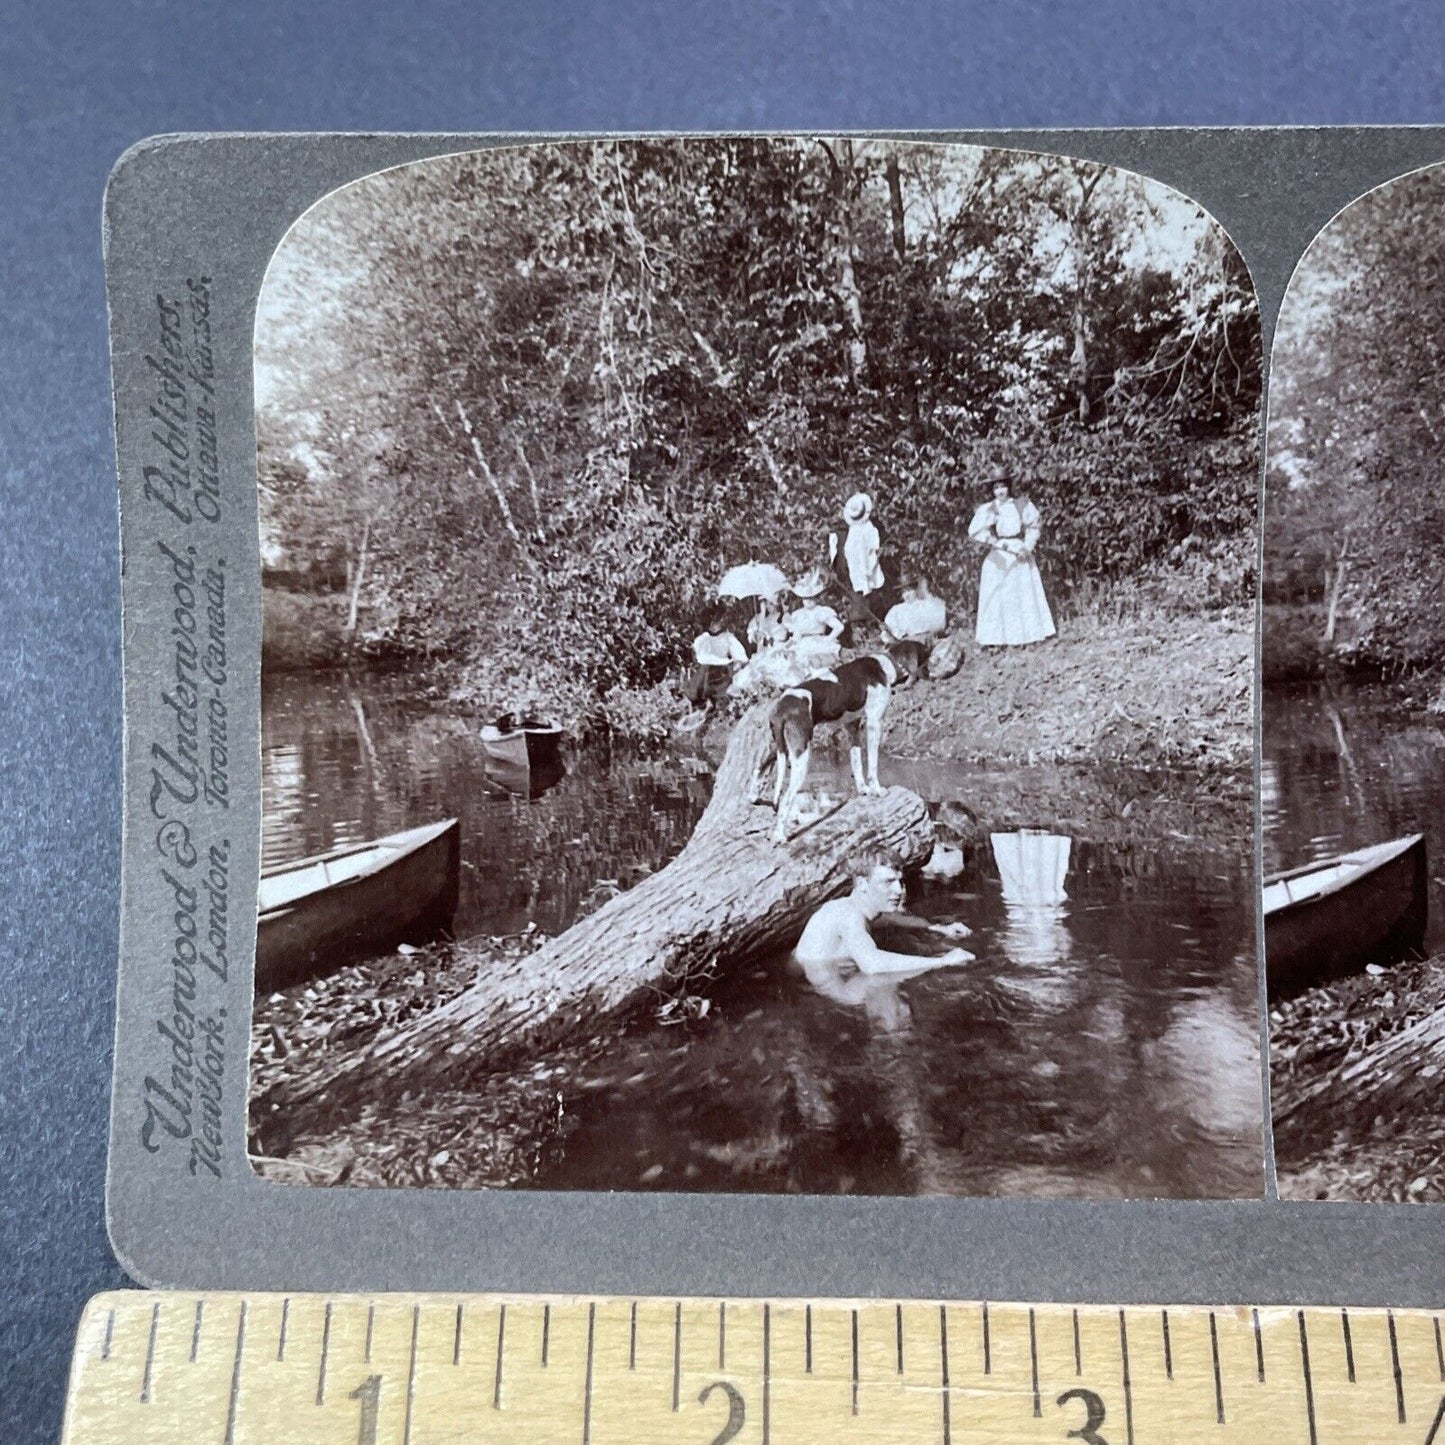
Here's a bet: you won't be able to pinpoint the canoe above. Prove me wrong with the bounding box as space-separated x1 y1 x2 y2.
479 717 564 770
256 818 461 993
1264 833 1428 1000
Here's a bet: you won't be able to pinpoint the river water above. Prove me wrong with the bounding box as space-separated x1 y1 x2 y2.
261 673 1263 1200
1262 683 1445 953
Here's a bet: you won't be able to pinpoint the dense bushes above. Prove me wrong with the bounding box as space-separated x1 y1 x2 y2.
256 139 1261 729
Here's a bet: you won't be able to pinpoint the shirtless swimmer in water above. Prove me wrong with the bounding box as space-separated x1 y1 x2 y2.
793 858 974 978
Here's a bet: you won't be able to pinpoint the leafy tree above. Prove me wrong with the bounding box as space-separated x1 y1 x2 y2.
255 139 1262 727
1268 164 1445 673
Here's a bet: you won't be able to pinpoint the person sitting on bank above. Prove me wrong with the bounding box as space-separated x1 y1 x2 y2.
883 573 948 643
683 610 748 707
783 569 846 670
747 594 789 654
794 856 974 978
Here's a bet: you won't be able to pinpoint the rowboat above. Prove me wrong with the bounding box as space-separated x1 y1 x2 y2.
255 818 461 993
479 716 564 771
1264 833 1428 1000
482 749 566 800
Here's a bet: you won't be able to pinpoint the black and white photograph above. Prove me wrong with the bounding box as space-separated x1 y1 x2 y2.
1265 163 1445 1201
246 137 1264 1200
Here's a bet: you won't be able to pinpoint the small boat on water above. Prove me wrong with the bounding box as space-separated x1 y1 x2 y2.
256 818 461 993
1264 833 1428 1000
479 715 565 771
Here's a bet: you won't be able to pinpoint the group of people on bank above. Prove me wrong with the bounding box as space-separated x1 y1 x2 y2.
685 474 1057 708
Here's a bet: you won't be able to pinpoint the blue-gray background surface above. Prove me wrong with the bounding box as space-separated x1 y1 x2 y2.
2 3 1442 1440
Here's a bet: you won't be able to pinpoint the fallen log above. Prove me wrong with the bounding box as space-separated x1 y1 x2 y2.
269 700 934 1122
1273 997 1445 1148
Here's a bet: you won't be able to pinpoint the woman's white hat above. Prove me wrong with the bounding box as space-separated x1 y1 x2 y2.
843 492 873 524
792 567 830 599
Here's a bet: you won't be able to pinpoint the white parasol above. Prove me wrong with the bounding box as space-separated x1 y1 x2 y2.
717 561 790 601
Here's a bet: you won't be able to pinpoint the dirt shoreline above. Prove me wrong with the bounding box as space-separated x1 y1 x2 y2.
267 590 1256 775
889 609 1253 773
1272 953 1445 1202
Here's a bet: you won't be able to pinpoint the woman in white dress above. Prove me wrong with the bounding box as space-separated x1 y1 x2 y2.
783 568 845 671
968 474 1056 647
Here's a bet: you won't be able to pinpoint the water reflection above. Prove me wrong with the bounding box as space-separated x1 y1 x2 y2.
991 831 1075 1015
262 672 1262 1199
1263 683 1445 950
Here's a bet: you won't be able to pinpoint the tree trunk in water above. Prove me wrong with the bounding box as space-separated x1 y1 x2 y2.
270 701 935 1123
1274 999 1445 1152
342 515 371 659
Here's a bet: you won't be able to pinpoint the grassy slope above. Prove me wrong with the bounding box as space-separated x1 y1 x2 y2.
888 609 1254 774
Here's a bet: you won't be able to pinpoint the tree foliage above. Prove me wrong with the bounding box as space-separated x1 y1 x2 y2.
257 139 1261 725
1267 164 1445 672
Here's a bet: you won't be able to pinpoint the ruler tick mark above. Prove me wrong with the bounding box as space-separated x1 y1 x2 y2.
629 1301 637 1370
139 1301 160 1404
895 1303 903 1375
1341 1307 1355 1382
982 1301 991 1375
454 1302 464 1365
278 1296 290 1361
493 1303 506 1409
1390 1309 1406 1423
1029 1307 1040 1417
763 1302 772 1445
719 1300 726 1370
190 1300 203 1363
1208 1311 1224 1424
1119 1309 1135 1445
583 1303 596 1445
806 1304 813 1374
223 1301 247 1445
1298 1311 1318 1445
101 1308 115 1361
1161 1308 1172 1380
1253 1306 1265 1382
316 1302 333 1405
672 1302 681 1412
1073 1306 1081 1375
542 1302 551 1367
851 1308 860 1415
939 1305 951 1445
1426 1395 1445 1445
403 1304 420 1445
365 1303 375 1364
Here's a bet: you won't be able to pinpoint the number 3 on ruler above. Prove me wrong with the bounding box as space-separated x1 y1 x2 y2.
1056 1386 1108 1444
349 1374 382 1445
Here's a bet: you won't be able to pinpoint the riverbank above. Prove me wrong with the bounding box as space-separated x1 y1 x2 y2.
250 932 590 1187
1272 953 1445 1202
265 584 1255 774
889 608 1254 774
1265 603 1445 712
263 591 351 672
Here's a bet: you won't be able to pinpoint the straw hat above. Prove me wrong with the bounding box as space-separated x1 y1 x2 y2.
842 492 873 524
791 567 829 599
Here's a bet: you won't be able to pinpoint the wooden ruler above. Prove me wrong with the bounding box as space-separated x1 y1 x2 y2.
61 1291 1445 1443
